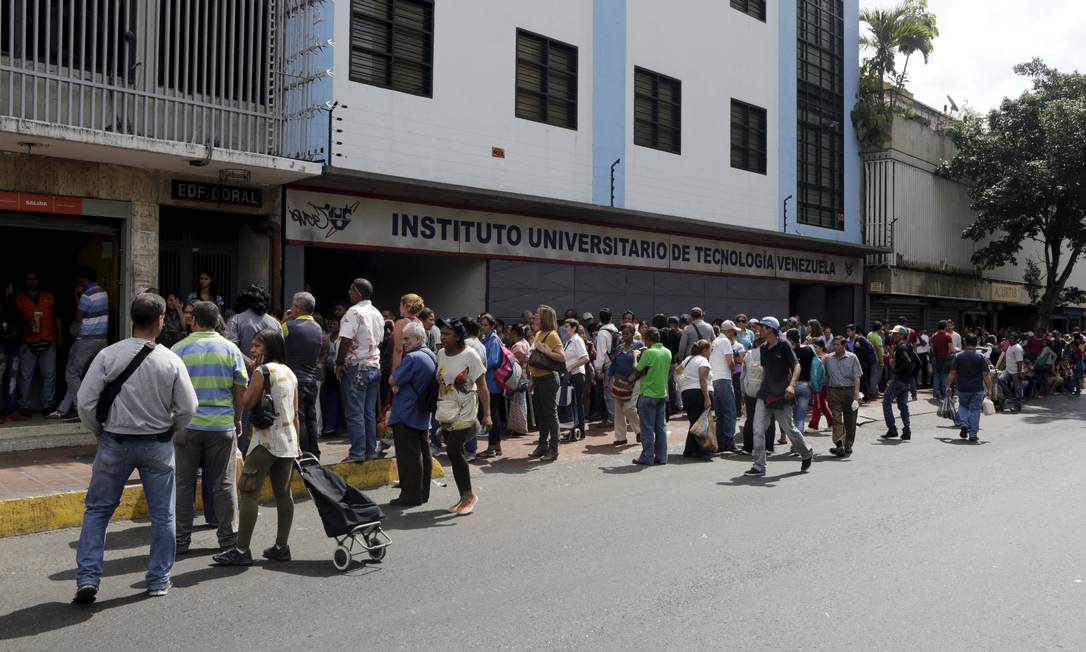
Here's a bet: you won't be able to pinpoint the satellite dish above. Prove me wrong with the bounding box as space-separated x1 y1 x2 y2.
946 95 960 113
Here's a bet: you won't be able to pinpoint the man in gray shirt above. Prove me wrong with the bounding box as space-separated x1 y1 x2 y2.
72 293 198 604
282 291 325 457
677 307 715 361
824 336 863 458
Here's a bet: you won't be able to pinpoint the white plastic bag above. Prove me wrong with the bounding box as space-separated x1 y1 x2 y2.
982 397 995 416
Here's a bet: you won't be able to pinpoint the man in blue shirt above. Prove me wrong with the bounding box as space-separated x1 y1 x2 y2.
388 322 436 506
51 267 109 419
477 313 506 458
948 335 992 442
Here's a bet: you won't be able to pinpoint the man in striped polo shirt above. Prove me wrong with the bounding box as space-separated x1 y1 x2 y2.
172 301 248 554
50 267 109 419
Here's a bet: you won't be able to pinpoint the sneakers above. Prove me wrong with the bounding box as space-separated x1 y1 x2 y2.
720 442 739 453
968 437 979 443
959 427 968 440
73 585 98 604
147 581 172 597
801 453 814 472
881 430 899 439
212 547 253 566
900 431 911 441
45 410 66 419
743 467 765 477
262 544 292 562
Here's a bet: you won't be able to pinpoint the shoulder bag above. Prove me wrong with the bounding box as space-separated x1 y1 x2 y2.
96 342 156 434
528 333 566 374
250 365 278 430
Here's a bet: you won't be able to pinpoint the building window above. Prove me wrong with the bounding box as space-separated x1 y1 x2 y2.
634 67 681 155
730 99 767 175
797 0 844 230
349 0 434 97
730 0 767 21
514 29 578 129
1 1 134 75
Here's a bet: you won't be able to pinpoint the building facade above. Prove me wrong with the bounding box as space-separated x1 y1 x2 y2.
864 97 1086 334
283 0 870 326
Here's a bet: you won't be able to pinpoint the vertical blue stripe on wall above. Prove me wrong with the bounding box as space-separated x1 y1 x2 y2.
778 0 798 234
592 0 626 208
842 0 862 244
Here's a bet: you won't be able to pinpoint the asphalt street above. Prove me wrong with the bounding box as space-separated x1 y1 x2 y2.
2 395 1085 651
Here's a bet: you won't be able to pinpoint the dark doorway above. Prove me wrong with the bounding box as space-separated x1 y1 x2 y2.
159 207 242 310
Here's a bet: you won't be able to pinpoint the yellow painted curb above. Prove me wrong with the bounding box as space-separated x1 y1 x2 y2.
0 458 444 539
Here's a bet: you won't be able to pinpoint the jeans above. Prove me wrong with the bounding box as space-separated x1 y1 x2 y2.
57 336 107 414
882 379 911 434
957 390 984 438
174 428 238 549
344 365 381 460
932 357 950 399
76 435 176 591
792 381 812 434
636 395 669 464
751 399 811 472
601 375 614 421
868 362 882 397
742 395 775 453
18 343 57 410
298 382 321 457
917 352 931 387
711 378 737 447
998 371 1023 409
321 375 343 432
570 373 586 435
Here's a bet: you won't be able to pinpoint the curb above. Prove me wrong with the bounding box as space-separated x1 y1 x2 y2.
0 457 444 539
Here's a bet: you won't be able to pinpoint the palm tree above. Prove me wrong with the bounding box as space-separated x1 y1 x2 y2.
860 1 938 109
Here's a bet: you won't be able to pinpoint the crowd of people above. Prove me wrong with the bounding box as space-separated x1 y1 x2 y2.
57 275 1086 604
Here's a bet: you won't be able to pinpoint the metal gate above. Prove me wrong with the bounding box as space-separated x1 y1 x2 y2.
868 301 924 330
158 208 239 308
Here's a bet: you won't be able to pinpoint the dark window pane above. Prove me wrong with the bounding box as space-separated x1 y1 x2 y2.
514 29 578 129
349 0 433 97
633 67 681 154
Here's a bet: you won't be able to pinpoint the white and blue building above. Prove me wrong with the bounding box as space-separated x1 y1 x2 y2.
284 0 870 325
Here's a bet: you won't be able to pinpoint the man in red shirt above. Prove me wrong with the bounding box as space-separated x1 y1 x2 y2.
1025 330 1045 362
14 271 63 418
929 320 954 400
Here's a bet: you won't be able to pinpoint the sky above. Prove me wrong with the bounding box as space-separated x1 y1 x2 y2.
861 0 1086 113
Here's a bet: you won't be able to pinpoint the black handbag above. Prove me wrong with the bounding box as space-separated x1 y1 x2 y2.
528 348 565 374
250 366 278 429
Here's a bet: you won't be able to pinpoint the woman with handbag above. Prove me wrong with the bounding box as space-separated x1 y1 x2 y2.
527 305 565 461
434 318 491 514
740 324 776 454
610 323 643 445
214 328 300 566
561 319 590 441
678 339 714 459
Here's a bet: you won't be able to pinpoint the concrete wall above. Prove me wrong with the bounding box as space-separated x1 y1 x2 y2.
0 152 280 313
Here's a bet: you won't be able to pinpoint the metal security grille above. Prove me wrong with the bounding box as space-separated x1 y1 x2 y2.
730 98 767 174
634 66 681 155
514 28 577 130
797 0 844 230
349 0 433 97
0 0 284 155
730 0 766 21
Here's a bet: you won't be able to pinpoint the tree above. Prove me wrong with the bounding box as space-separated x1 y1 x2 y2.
945 59 1086 330
859 1 937 109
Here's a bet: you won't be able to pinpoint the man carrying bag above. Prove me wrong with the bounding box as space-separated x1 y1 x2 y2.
72 293 198 604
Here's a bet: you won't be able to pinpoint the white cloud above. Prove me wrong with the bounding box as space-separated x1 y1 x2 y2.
861 0 1086 112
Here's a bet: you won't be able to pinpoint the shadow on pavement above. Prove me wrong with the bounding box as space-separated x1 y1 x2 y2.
259 559 381 579
384 508 459 531
598 463 650 475
67 524 153 551
932 437 988 446
48 554 150 582
164 564 249 589
472 456 542 476
0 593 148 640
717 470 806 487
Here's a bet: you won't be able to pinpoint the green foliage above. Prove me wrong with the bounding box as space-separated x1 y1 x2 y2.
944 59 1086 328
851 62 894 149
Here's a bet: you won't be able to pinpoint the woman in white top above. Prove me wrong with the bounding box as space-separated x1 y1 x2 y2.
214 328 299 567
562 319 590 440
678 339 713 459
435 318 491 515
916 330 932 388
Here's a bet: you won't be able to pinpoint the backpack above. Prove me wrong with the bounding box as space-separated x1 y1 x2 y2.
492 338 523 396
599 323 620 365
808 346 826 392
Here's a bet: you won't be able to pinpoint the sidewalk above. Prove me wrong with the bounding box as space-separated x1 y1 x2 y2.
0 391 939 537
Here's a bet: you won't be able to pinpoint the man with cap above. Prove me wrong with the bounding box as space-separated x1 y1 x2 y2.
881 326 916 440
743 317 814 476
710 321 740 452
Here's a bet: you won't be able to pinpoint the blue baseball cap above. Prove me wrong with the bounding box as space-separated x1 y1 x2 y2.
760 316 781 331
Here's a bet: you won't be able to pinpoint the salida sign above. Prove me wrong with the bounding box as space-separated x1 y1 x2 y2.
285 189 861 284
